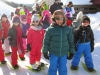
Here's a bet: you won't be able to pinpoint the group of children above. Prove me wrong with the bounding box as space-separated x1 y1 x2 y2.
0 4 95 75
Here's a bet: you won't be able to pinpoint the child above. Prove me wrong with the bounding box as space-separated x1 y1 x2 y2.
1 14 11 55
42 10 75 75
71 16 95 72
40 10 52 29
27 12 32 25
65 11 72 27
27 14 45 71
64 1 75 20
20 15 30 51
8 15 25 69
0 22 6 65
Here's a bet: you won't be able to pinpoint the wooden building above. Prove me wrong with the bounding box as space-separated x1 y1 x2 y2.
90 0 100 5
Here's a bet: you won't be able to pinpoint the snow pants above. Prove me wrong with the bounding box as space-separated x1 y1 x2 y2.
0 41 5 62
22 38 27 50
30 43 42 65
48 54 67 75
11 46 25 66
71 42 94 68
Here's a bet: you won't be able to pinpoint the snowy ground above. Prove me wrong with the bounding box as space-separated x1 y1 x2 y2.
0 0 100 75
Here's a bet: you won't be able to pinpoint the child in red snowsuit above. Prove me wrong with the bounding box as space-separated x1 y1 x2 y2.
8 15 25 69
27 14 44 71
1 14 11 55
0 22 6 65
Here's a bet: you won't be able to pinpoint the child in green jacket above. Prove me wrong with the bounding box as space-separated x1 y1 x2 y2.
42 10 75 75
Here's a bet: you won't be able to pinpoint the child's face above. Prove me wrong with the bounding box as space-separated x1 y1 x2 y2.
13 22 19 26
2 17 7 22
82 20 90 27
55 15 64 26
32 21 39 26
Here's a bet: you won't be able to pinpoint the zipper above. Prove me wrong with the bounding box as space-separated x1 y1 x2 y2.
60 28 62 56
84 31 86 43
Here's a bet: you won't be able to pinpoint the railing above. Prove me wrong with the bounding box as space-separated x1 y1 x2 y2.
74 5 100 13
73 5 100 19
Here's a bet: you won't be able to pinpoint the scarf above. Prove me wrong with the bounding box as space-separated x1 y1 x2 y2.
16 26 25 54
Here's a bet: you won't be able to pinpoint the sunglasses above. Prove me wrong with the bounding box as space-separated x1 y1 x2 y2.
82 21 89 23
55 18 64 20
32 21 39 23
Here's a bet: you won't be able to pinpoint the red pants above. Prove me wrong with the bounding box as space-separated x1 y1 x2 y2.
0 41 5 62
30 44 42 65
11 46 25 66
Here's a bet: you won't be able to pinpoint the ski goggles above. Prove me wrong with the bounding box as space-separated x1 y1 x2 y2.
32 21 39 23
55 17 64 20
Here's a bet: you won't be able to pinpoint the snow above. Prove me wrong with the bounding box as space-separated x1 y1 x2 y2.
0 0 100 75
6 0 35 4
0 0 15 17
61 0 92 5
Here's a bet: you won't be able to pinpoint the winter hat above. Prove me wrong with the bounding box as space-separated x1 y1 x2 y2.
12 15 20 23
42 10 51 17
27 12 32 17
31 14 40 22
1 14 7 18
81 16 90 23
20 15 26 21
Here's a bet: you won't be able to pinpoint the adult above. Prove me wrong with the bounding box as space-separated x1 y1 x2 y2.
64 1 75 19
49 0 62 15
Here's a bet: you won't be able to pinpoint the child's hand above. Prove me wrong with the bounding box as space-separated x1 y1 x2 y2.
43 53 49 60
7 36 13 41
67 53 74 60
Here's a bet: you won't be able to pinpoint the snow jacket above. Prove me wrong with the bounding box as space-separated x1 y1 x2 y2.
8 25 25 46
27 26 44 48
42 24 75 57
49 3 62 15
74 25 94 49
21 23 30 35
1 21 10 38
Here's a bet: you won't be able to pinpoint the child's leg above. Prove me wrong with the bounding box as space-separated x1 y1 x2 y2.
22 38 27 50
35 46 41 65
11 46 18 66
3 38 10 53
0 41 5 61
58 55 67 75
30 46 37 65
71 44 84 66
48 54 58 75
83 43 94 68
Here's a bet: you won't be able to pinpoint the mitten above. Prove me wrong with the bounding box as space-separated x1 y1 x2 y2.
43 53 49 60
8 36 13 41
27 44 31 51
67 53 74 60
91 46 94 53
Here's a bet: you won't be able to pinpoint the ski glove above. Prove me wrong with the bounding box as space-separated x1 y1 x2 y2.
43 53 49 60
8 36 13 41
91 46 94 53
27 44 31 51
67 53 74 60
